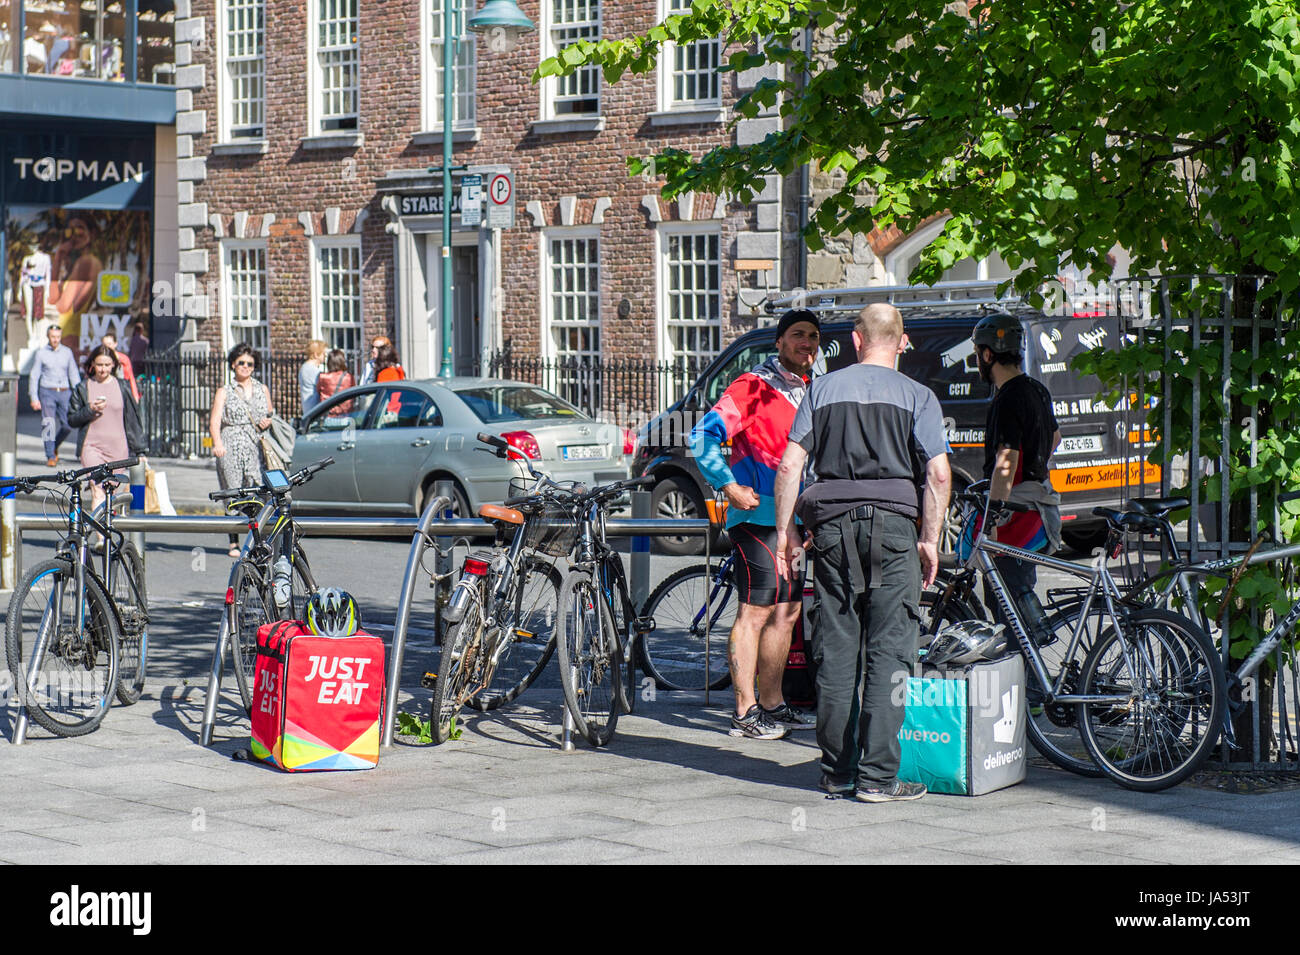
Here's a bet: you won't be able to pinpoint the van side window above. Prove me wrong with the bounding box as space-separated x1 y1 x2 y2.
901 328 990 402
703 343 776 405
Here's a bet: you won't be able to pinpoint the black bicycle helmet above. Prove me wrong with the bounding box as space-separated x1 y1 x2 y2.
970 312 1023 355
305 587 360 637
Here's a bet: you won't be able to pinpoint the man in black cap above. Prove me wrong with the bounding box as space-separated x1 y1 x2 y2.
689 309 822 738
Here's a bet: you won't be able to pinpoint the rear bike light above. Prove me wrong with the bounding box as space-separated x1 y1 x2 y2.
502 431 541 460
622 428 636 456
225 586 235 605
463 557 491 576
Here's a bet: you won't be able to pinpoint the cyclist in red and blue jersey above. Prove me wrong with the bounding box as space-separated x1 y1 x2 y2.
689 309 820 739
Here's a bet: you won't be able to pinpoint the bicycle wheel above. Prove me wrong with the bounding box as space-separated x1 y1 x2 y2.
467 558 561 712
601 554 638 715
228 559 272 713
430 577 488 743
639 565 733 692
109 542 148 705
5 558 119 737
1077 608 1226 791
557 570 621 746
1022 600 1107 778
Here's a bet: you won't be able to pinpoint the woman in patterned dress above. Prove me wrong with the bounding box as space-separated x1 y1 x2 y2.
209 342 275 557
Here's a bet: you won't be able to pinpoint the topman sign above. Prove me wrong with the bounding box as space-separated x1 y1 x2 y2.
11 157 149 184
1 133 154 209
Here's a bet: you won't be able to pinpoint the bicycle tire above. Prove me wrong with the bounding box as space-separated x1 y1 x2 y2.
1077 608 1226 792
229 547 313 713
557 570 621 746
109 542 148 705
466 558 561 712
430 577 487 743
639 565 733 692
1022 601 1107 778
601 553 638 715
5 557 119 737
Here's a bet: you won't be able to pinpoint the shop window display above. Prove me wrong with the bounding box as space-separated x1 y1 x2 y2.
137 0 173 84
1 1 14 73
19 1 172 82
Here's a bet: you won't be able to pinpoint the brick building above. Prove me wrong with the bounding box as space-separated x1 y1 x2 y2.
173 0 798 421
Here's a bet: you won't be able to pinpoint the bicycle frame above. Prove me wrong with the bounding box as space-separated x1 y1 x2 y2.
960 520 1135 707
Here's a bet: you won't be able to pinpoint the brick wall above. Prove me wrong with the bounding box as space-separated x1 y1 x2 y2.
183 0 765 373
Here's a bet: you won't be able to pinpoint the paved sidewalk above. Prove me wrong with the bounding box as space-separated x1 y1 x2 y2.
2 664 1298 864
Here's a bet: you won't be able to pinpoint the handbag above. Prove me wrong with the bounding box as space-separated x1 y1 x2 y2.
261 414 296 472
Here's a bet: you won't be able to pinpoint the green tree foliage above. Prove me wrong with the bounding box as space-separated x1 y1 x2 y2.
539 0 1300 291
541 1 1300 686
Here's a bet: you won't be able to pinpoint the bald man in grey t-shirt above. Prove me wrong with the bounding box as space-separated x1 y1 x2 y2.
774 304 951 803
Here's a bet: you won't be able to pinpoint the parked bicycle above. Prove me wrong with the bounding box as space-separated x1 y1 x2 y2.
924 487 1226 791
556 470 656 746
428 434 572 743
210 459 333 711
3 457 148 736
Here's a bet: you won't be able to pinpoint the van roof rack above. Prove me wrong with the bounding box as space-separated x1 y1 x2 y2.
764 280 1028 316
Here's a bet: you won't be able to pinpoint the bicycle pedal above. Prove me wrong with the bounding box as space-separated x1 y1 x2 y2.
420 672 438 689
634 616 656 634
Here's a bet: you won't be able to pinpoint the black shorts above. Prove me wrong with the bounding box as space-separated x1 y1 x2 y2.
730 522 805 607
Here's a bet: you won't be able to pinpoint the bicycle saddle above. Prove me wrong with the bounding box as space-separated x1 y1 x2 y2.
1093 507 1161 532
1126 497 1189 516
479 504 524 525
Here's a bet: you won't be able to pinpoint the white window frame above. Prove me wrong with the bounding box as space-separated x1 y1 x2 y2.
658 0 721 111
220 240 271 359
310 236 365 361
217 0 266 141
540 227 602 410
539 0 601 120
308 0 360 135
884 216 1018 286
421 0 478 132
656 222 723 366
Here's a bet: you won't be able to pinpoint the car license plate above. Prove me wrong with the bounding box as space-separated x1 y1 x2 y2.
1058 435 1102 455
562 445 605 461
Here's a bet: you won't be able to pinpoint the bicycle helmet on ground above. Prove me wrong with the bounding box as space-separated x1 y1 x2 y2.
305 587 360 637
923 620 1008 666
970 312 1023 355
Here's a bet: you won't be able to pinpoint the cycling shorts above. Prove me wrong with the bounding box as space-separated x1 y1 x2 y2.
730 522 804 607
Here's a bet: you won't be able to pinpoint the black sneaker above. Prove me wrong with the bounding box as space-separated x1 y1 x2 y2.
854 779 927 803
763 702 816 731
818 773 854 799
729 704 789 740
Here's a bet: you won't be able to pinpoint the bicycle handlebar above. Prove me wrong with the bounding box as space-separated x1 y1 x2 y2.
208 457 334 503
0 456 140 493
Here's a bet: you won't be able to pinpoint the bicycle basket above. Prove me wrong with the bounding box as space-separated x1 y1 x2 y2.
508 476 532 498
523 500 580 558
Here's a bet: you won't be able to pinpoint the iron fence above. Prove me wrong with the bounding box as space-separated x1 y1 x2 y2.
480 343 711 428
1112 275 1300 772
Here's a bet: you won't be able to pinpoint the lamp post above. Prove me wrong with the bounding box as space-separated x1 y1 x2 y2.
436 0 534 378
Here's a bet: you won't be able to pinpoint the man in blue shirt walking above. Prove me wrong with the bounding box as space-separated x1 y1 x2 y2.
28 325 81 466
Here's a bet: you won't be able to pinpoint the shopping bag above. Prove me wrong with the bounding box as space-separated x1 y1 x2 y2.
143 467 161 514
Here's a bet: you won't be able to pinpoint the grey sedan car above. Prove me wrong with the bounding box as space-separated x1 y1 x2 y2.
288 378 630 514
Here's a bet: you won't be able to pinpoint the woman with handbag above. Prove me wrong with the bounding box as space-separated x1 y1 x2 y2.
68 344 146 515
210 343 274 557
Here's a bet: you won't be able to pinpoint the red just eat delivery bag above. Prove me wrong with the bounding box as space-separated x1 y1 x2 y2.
250 620 386 771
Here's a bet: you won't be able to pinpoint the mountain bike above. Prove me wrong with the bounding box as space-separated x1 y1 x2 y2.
428 434 571 743
925 489 1226 791
2 457 146 736
210 459 332 712
555 473 656 746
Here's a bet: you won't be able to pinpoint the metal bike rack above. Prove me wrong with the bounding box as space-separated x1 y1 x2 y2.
8 510 711 748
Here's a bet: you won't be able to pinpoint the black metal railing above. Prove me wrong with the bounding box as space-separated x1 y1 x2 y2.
479 343 711 428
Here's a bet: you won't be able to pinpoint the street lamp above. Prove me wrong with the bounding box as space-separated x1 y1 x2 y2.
436 0 535 378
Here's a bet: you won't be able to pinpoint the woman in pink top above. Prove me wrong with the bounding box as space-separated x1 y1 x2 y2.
316 348 357 415
67 345 146 512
